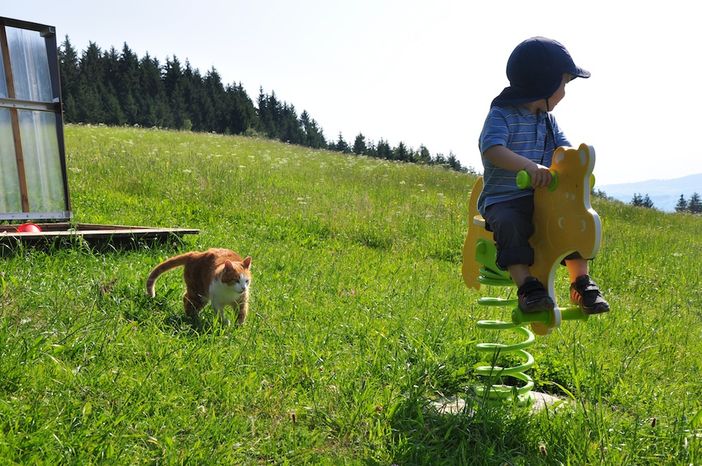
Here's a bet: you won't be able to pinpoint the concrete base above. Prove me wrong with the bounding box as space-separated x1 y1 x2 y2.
431 395 474 416
527 390 568 412
431 391 568 415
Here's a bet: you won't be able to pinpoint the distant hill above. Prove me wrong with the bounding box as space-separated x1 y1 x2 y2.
599 173 702 212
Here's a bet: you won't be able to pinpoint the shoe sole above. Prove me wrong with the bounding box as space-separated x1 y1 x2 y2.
519 300 555 314
582 306 610 315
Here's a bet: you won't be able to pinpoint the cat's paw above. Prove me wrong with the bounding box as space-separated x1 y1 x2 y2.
218 315 231 326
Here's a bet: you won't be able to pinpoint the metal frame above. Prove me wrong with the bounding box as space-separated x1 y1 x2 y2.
0 16 71 222
0 16 199 248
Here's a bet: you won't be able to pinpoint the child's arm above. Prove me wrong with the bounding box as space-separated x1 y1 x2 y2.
483 145 553 188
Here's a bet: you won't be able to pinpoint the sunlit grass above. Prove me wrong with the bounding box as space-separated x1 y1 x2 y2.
0 124 700 464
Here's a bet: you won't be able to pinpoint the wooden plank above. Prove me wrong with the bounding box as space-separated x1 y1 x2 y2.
0 223 199 253
0 26 15 96
0 223 199 235
0 25 29 212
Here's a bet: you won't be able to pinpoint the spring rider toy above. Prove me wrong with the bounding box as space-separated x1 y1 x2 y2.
462 143 601 403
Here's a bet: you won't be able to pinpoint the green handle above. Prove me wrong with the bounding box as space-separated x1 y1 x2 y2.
516 170 596 191
516 170 559 191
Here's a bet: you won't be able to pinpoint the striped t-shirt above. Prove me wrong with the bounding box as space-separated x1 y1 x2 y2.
477 105 570 214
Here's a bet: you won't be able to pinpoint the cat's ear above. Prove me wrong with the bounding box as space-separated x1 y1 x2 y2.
224 260 236 272
242 256 252 269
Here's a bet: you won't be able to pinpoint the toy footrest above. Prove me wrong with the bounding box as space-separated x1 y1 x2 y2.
478 297 518 306
559 306 589 321
480 266 506 280
478 266 512 286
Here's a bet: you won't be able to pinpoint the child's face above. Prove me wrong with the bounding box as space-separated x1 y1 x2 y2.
546 73 574 110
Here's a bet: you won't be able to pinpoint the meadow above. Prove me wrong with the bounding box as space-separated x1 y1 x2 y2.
1 124 701 465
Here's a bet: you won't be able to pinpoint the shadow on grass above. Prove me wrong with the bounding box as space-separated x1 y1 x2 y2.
115 285 236 337
387 391 542 466
0 232 190 258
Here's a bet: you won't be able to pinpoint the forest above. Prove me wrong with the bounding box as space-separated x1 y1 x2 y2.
57 38 468 172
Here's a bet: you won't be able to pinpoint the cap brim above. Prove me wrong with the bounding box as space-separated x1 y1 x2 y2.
571 66 590 79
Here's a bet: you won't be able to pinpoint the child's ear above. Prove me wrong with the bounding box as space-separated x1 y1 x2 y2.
242 256 252 269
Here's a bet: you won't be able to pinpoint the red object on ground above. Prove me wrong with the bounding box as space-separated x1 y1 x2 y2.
16 223 42 233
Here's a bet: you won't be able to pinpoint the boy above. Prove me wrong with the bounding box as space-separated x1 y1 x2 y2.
478 36 609 314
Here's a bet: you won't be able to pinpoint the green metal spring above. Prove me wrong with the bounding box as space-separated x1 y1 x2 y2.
471 238 589 403
474 271 537 403
473 267 588 403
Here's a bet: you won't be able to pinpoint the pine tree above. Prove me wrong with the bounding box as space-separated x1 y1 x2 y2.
76 42 107 123
103 91 126 125
163 56 189 129
335 133 350 153
117 43 141 124
184 63 207 131
418 145 431 164
279 103 304 144
58 36 80 122
299 111 325 148
393 142 408 161
675 195 688 213
352 133 367 155
226 82 258 134
138 53 169 127
365 140 377 157
376 139 392 159
101 47 125 125
631 193 643 207
257 88 279 138
202 68 227 133
688 192 702 214
447 152 463 172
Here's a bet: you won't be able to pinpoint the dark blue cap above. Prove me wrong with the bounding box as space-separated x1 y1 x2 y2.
491 37 590 107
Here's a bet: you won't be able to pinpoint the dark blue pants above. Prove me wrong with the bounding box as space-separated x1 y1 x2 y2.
484 195 581 270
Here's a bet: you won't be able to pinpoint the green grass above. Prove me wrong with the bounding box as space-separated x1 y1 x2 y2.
1 124 701 464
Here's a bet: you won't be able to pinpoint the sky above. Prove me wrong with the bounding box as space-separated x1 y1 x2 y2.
3 1 701 185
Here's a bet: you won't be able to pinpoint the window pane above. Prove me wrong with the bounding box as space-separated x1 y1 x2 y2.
0 42 7 98
7 26 52 102
19 110 65 212
0 108 21 213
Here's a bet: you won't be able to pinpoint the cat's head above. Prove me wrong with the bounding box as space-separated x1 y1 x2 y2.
220 256 252 293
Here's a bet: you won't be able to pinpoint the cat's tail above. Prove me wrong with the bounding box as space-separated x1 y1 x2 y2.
146 253 193 297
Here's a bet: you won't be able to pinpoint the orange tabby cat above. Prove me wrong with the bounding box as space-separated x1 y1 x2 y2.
146 248 252 325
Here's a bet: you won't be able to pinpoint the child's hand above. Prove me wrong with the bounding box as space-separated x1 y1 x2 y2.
525 163 553 188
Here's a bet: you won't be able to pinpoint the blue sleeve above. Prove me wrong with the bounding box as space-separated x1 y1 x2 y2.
479 107 509 155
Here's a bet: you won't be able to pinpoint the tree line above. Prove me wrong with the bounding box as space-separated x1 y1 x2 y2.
630 193 655 209
674 193 702 214
58 38 469 172
629 192 702 214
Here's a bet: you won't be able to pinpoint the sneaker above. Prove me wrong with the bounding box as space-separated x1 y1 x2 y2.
517 277 555 313
570 275 610 314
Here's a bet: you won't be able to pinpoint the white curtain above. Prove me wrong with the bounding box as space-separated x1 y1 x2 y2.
0 109 21 213
0 26 65 215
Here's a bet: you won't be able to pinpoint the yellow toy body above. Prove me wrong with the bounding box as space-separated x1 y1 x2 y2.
462 144 601 335
461 176 497 290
